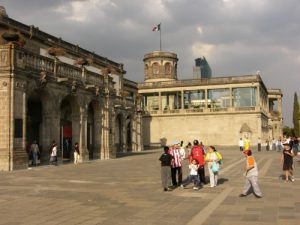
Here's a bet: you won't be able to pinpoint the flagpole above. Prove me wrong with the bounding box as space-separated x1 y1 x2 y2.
159 23 162 51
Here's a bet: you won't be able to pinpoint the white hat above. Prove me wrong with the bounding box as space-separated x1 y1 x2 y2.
282 140 290 145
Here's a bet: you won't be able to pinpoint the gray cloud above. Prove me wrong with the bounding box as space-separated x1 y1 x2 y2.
1 0 299 126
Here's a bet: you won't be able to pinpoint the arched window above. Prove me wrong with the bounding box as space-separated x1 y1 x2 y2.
152 62 159 75
165 63 171 74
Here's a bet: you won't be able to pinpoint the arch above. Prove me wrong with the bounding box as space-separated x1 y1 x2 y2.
86 99 101 159
152 62 160 75
115 113 123 152
125 114 133 151
26 88 53 164
60 95 80 161
240 123 252 140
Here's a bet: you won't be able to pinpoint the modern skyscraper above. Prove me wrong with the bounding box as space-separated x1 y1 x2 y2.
193 57 212 79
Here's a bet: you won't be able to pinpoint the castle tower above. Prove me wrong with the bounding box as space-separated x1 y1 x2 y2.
143 51 178 82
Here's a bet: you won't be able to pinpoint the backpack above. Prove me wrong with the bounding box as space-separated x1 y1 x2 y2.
216 151 223 165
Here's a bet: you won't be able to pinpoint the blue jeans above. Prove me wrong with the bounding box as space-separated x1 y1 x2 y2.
32 152 38 166
182 175 200 187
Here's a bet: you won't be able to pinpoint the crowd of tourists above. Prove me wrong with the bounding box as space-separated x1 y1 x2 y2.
159 135 299 198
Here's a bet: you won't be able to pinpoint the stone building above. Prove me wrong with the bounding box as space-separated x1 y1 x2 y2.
139 51 283 147
0 8 143 171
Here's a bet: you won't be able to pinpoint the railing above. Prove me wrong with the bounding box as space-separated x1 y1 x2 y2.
11 46 107 86
142 106 261 116
138 75 261 89
57 61 81 79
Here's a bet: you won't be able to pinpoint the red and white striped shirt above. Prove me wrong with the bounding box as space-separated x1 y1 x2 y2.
169 148 182 168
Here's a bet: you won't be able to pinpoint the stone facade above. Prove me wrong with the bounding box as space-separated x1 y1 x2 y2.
139 51 283 147
0 9 143 171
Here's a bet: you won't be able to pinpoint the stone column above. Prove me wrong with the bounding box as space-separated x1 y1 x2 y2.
204 89 209 112
181 90 184 110
158 92 162 113
79 105 89 162
256 85 260 111
22 92 26 151
136 112 144 151
101 92 114 159
93 111 102 159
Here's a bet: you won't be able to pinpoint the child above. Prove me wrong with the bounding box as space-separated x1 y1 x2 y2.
181 159 201 190
159 146 174 192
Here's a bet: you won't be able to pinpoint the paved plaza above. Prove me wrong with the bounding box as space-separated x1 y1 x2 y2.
0 147 299 225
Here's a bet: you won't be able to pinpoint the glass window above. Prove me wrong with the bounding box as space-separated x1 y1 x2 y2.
233 87 256 107
142 93 159 111
161 92 181 110
208 89 230 108
184 90 205 109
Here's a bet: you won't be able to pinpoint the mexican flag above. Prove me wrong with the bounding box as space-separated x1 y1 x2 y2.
152 24 161 32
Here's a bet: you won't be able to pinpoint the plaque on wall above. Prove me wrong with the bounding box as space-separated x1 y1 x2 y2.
14 118 23 138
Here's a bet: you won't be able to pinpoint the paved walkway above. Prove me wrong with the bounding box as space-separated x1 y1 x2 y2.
0 147 299 225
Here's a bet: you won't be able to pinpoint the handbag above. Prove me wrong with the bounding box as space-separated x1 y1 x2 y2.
212 161 219 173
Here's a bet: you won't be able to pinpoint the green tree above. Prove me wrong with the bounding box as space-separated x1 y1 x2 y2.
293 92 300 136
283 126 293 137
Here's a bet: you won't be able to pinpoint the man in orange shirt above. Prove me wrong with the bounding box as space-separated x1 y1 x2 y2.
239 150 263 198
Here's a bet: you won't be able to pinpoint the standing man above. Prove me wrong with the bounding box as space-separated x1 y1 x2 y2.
190 140 206 185
257 137 261 152
159 146 174 191
239 138 244 151
30 140 40 166
239 150 263 198
169 141 183 187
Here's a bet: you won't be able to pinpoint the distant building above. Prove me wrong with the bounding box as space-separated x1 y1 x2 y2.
139 51 283 147
193 57 212 79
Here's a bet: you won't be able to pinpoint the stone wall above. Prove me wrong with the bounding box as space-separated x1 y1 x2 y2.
143 112 268 147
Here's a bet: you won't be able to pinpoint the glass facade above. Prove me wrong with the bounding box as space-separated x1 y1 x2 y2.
161 92 181 110
142 93 159 111
141 87 260 113
208 89 230 109
184 90 205 109
233 87 256 107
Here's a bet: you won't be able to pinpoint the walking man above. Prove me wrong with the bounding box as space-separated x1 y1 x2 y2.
239 150 263 198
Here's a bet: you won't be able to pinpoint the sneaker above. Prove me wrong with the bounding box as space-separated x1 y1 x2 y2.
239 194 247 197
255 195 263 198
163 188 168 192
193 186 199 190
180 184 184 189
167 187 172 191
291 178 295 182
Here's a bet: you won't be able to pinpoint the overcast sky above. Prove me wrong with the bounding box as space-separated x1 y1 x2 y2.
1 0 299 126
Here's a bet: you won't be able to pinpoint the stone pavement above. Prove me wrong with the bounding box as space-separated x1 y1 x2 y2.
0 147 299 225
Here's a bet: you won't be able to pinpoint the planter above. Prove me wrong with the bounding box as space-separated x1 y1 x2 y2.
48 47 65 56
1 32 20 42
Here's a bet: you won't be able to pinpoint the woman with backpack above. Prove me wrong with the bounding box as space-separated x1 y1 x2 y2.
205 146 223 188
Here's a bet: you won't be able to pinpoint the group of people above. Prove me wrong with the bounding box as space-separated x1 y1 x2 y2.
159 135 299 199
239 136 300 153
27 140 81 166
159 140 223 192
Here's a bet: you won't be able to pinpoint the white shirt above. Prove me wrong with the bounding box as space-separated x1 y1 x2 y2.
239 139 244 147
51 146 57 157
189 164 199 175
179 147 186 159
